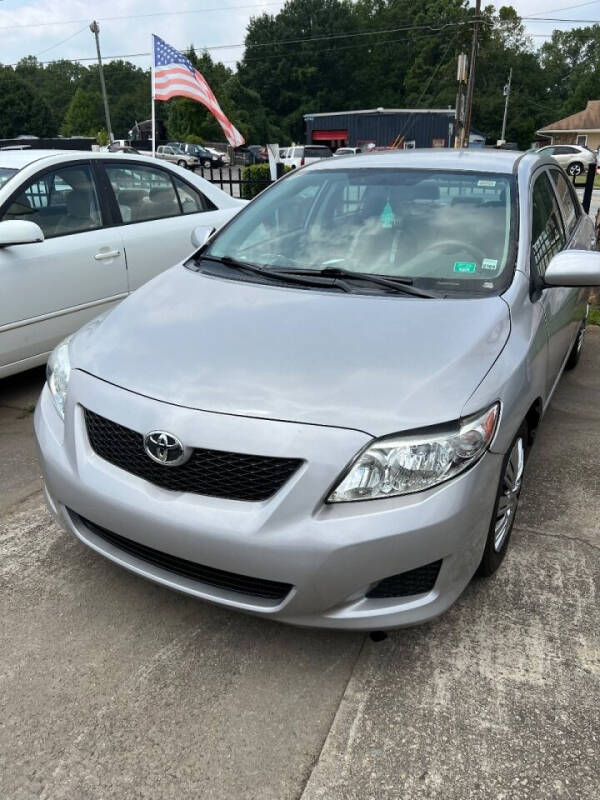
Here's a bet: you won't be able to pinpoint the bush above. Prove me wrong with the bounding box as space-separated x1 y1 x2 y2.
241 163 291 200
185 134 204 144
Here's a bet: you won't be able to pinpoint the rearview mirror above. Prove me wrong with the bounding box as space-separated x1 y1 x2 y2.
0 220 44 247
544 250 600 287
191 225 216 248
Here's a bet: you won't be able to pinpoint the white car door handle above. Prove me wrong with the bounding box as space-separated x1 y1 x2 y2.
94 249 121 261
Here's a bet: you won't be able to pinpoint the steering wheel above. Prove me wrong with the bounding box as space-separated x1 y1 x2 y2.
422 239 487 264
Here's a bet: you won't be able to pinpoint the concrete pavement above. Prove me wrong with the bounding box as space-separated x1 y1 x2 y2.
1 331 599 799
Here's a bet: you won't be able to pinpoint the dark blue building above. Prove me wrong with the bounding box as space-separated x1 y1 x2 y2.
304 108 455 150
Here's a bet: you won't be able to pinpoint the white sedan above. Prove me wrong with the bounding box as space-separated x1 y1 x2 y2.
0 149 245 378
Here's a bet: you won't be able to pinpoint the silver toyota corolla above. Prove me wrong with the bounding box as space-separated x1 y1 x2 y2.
35 149 600 629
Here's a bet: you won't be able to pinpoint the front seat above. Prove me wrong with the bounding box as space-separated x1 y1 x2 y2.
55 190 99 235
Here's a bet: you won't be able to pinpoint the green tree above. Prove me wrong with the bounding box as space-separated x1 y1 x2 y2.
61 88 104 136
0 68 54 138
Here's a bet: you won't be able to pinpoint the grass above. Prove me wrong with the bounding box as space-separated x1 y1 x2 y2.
588 306 600 326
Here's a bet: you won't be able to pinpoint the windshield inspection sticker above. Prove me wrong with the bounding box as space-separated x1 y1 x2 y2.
453 261 477 273
482 257 498 270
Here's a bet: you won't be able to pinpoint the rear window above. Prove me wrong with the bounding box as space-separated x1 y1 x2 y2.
306 147 332 158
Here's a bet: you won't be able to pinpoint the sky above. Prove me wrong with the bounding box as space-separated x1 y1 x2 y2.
0 0 600 73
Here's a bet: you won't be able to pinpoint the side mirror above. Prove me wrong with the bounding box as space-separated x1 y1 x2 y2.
0 220 44 247
191 225 216 249
544 249 600 287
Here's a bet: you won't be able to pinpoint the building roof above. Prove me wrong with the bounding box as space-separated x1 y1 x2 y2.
537 100 600 133
304 108 455 119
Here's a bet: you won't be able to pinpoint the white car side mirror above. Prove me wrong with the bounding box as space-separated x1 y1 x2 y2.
545 249 600 287
0 220 44 247
191 225 216 249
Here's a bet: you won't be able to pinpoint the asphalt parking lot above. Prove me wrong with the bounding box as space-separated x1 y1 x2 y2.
2 331 599 799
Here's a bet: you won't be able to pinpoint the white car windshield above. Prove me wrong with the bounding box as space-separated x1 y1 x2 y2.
0 167 17 189
206 167 516 294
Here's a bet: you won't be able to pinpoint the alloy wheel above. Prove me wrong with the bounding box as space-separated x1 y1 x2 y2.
494 438 525 552
569 163 582 176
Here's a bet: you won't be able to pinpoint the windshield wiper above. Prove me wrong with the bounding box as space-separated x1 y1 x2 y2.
199 254 351 291
282 266 436 298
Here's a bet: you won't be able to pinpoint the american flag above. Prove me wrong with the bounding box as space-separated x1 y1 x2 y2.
152 35 245 148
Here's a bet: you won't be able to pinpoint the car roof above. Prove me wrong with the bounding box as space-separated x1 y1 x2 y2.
0 149 191 170
302 147 536 174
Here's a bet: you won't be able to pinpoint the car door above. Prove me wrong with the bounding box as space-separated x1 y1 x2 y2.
100 160 233 290
0 161 127 373
551 146 575 168
530 169 582 396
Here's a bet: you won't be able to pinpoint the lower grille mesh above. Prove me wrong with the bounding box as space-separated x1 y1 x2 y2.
366 560 442 599
74 512 293 602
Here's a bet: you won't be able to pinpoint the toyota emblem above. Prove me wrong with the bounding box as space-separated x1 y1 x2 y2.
143 430 188 466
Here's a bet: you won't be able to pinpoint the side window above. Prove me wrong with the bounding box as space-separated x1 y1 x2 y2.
550 169 580 237
172 176 215 214
531 172 566 275
2 164 101 238
105 164 181 223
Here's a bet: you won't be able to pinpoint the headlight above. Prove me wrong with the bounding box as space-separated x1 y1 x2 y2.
46 336 72 419
328 404 499 502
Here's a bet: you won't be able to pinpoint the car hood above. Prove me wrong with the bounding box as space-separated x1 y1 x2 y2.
71 267 510 436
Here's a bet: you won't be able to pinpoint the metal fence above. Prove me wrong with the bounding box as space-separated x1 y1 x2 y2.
194 165 272 199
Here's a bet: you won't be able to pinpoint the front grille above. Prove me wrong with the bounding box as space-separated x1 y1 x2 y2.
84 409 302 502
73 512 293 602
366 560 442 599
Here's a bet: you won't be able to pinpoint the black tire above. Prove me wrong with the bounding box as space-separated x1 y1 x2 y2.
203 160 212 169
567 161 583 177
478 423 528 578
565 324 585 370
177 159 187 168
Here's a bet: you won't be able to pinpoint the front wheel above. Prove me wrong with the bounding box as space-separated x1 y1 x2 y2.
478 425 527 577
567 161 583 177
177 159 187 168
203 159 212 168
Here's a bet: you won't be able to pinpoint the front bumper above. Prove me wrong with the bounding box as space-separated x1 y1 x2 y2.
35 370 504 630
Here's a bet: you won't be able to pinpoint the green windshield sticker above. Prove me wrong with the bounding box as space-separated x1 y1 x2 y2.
453 261 477 273
482 258 498 270
380 201 395 228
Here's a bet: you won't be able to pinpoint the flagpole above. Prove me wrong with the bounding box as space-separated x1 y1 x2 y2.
151 34 156 158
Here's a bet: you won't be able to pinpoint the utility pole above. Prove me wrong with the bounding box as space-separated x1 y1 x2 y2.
462 0 481 148
90 20 114 143
500 67 513 145
455 53 468 147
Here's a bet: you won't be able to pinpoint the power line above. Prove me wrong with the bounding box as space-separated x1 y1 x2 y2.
4 18 480 67
0 1 285 31
526 0 600 16
5 25 467 69
33 25 89 59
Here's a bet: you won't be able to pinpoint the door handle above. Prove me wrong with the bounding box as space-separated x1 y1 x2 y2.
94 249 121 261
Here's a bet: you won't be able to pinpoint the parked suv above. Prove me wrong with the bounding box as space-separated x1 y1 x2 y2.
282 145 333 168
536 144 596 177
155 145 199 170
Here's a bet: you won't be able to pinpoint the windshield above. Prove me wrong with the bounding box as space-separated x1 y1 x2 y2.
0 167 17 189
205 167 516 294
